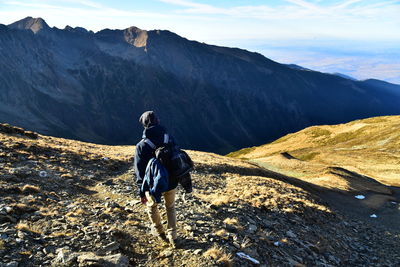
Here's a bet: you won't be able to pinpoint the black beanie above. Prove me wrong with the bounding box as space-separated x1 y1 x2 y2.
139 111 159 128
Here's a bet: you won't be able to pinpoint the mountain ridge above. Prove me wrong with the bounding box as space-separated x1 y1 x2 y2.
1 17 400 153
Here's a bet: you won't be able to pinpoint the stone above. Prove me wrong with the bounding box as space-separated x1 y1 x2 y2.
17 231 26 239
0 215 17 223
286 230 297 238
98 241 120 254
5 207 13 213
193 249 202 255
43 245 57 254
4 262 19 267
39 171 48 177
233 242 241 249
52 248 79 266
160 250 173 258
77 252 129 267
247 224 257 234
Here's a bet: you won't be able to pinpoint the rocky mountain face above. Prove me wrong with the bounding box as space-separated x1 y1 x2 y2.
1 124 400 266
1 17 400 154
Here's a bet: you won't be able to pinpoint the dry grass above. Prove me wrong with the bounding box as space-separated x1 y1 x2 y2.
39 207 58 217
214 229 228 239
223 217 243 231
66 216 81 222
90 221 106 227
20 184 41 194
223 217 239 225
203 246 233 267
229 115 400 194
15 223 42 235
19 250 32 256
211 195 231 206
66 208 86 217
50 232 74 237
124 220 140 226
196 193 232 206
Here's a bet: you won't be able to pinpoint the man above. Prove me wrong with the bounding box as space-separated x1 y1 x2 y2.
134 111 179 247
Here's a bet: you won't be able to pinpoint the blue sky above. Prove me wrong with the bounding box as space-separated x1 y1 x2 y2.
1 0 399 83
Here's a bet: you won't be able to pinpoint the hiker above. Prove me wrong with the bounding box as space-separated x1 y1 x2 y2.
134 111 179 247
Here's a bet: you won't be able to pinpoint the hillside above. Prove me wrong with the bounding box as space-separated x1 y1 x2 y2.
229 116 400 226
1 17 400 154
1 123 400 266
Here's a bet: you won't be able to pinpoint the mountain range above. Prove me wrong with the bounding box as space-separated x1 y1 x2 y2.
1 17 399 153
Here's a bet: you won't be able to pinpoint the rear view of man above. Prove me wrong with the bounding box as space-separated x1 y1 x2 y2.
134 111 179 247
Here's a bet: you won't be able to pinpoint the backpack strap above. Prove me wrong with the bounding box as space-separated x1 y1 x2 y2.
143 138 157 149
143 134 170 150
164 134 169 144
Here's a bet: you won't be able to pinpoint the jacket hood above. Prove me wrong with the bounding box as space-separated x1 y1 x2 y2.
139 111 159 128
142 125 166 147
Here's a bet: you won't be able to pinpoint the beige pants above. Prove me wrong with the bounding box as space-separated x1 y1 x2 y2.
145 188 177 239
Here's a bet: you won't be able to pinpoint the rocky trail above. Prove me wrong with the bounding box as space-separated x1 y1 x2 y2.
1 124 400 266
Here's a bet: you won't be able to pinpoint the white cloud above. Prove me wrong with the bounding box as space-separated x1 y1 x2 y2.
283 0 321 10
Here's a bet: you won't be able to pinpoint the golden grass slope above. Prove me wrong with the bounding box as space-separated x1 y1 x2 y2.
228 116 400 192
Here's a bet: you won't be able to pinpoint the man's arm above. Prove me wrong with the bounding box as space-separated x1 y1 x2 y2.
134 142 148 198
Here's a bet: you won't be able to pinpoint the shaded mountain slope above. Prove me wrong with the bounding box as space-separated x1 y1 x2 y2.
1 124 400 266
1 17 400 153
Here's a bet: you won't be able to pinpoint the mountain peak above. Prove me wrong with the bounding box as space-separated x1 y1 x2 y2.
124 26 148 48
8 16 50 33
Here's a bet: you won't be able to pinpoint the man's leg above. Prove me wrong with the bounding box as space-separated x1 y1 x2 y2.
145 191 164 235
163 188 177 240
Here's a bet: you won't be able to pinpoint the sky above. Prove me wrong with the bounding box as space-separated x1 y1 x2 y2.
1 0 399 83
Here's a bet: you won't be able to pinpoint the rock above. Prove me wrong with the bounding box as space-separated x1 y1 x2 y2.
97 241 120 254
17 231 26 239
0 233 9 240
160 250 173 258
9 166 32 178
184 225 193 231
105 202 119 209
77 253 129 267
39 171 48 177
104 179 114 186
4 207 13 213
233 242 241 249
286 230 297 238
127 200 141 206
52 248 79 266
193 249 202 255
247 224 257 234
43 245 57 254
3 261 19 267
0 215 17 223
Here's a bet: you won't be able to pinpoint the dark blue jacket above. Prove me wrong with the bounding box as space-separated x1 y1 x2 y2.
141 158 177 203
134 124 176 197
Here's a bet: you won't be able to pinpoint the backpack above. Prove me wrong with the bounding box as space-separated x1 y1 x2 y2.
143 135 194 182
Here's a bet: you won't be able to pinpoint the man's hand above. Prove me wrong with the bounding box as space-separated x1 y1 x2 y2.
141 196 148 204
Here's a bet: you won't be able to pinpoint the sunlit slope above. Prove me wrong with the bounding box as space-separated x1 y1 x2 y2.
229 116 400 190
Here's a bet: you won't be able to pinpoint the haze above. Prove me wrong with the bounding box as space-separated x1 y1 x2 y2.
1 0 399 83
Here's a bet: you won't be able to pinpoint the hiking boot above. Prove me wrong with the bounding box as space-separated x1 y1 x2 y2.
168 236 183 248
158 233 168 242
